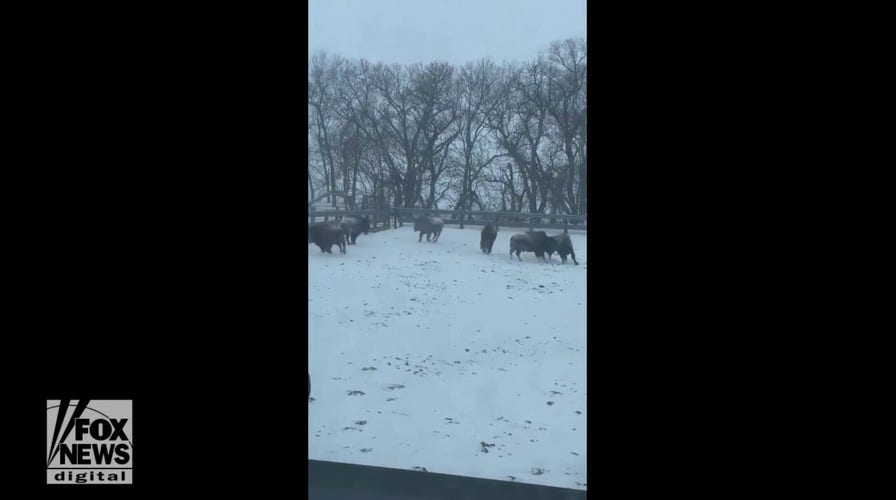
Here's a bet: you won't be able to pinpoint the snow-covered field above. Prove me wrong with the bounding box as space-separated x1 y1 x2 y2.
308 225 588 490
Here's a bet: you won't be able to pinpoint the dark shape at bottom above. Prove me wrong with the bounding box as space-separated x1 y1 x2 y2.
308 459 586 500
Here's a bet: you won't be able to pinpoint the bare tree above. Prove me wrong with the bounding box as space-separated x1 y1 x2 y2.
486 60 554 213
309 52 344 205
545 38 587 215
308 38 588 216
414 62 460 208
450 59 505 214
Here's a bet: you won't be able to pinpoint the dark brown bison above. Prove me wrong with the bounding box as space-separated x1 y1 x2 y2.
509 231 553 261
545 230 579 265
308 222 346 254
340 216 370 245
413 216 443 242
480 222 498 254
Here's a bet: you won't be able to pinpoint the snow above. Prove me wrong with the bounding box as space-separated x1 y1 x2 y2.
308 225 588 490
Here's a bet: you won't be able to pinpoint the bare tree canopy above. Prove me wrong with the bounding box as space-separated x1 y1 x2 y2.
308 38 587 215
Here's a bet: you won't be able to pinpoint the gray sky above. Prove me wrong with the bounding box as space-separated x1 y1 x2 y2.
309 0 586 65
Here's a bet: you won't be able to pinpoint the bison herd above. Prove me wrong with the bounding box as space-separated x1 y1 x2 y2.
309 215 579 265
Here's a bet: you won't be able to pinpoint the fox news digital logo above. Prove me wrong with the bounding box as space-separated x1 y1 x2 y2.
46 400 133 484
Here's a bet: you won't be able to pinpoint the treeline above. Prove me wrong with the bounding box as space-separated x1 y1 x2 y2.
308 38 586 215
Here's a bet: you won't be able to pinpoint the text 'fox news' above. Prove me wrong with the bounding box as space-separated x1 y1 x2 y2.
47 399 133 485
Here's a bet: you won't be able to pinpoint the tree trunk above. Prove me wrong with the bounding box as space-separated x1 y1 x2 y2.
402 170 416 208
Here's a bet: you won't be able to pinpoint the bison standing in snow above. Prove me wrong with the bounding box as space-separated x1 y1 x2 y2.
480 222 498 254
340 215 370 245
413 216 444 242
509 231 552 261
545 230 579 265
308 222 346 254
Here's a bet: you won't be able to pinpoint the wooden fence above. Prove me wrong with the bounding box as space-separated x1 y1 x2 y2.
308 207 587 232
307 208 394 232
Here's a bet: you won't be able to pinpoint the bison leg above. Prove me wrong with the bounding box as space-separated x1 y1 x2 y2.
418 232 423 242
516 250 523 261
570 250 578 265
426 233 431 242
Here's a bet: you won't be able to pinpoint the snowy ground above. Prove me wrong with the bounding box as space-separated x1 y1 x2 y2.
308 225 587 490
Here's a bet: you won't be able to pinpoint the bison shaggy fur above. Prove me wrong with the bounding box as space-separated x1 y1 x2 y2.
308 222 346 254
340 216 370 245
413 216 444 242
509 231 553 261
545 231 579 265
480 222 498 254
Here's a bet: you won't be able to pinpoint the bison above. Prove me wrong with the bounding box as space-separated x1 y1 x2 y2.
509 230 553 261
413 216 444 242
480 222 498 254
545 230 579 265
340 215 370 245
308 221 346 254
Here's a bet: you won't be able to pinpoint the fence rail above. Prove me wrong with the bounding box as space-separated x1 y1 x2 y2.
307 208 394 232
308 207 588 232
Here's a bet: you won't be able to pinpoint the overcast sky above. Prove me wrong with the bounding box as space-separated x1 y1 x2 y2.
309 0 586 66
